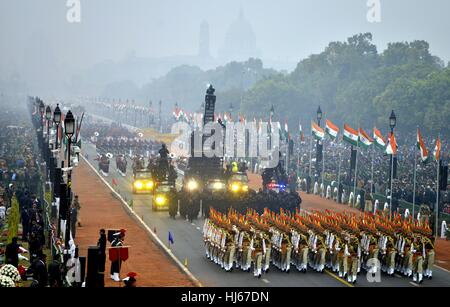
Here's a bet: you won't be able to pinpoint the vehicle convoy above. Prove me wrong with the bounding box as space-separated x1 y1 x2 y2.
132 169 154 194
227 172 249 194
262 158 288 193
152 181 176 212
180 85 227 196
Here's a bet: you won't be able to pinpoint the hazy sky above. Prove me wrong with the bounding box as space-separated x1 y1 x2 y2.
1 0 450 76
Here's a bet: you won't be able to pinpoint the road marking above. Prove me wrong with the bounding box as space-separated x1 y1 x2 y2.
81 155 203 287
394 274 402 278
409 282 420 287
324 270 354 287
262 279 270 284
196 227 201 230
435 265 450 274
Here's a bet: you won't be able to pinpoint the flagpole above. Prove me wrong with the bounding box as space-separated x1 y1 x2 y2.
309 133 313 178
322 139 325 196
412 145 417 221
389 150 394 219
370 143 374 196
337 146 341 203
297 126 300 179
435 135 440 239
297 147 300 177
353 138 359 208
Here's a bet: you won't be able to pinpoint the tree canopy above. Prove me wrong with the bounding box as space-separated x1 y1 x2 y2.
238 33 449 135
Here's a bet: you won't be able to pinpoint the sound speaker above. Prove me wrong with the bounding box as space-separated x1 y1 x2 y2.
350 149 357 170
440 165 448 191
85 246 100 287
59 183 68 219
393 157 398 179
316 142 323 162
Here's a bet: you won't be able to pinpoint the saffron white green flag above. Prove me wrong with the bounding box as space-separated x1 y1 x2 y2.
358 128 373 148
373 127 386 150
385 133 397 155
311 121 324 140
433 137 441 162
325 119 339 140
343 124 358 146
417 128 429 163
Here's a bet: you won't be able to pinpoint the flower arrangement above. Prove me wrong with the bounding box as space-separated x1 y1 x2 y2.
0 275 15 287
0 264 21 282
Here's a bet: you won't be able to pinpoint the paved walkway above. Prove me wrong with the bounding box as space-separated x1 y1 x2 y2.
72 160 196 287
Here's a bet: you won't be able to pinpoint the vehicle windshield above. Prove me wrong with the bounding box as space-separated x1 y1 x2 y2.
231 174 248 183
157 185 173 192
135 172 152 179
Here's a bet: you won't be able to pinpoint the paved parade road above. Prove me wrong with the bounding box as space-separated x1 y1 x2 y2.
82 143 450 287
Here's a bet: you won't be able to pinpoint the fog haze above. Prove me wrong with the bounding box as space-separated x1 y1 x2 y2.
1 0 450 96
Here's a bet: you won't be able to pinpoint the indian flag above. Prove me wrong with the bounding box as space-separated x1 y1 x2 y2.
386 132 397 155
417 128 429 163
299 123 305 142
343 124 358 146
311 121 324 140
358 128 373 148
433 137 441 162
325 119 339 140
373 127 386 150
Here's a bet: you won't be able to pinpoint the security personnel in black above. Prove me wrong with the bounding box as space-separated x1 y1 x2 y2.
187 193 200 223
306 175 311 194
338 182 344 203
179 193 188 220
359 189 366 211
168 189 178 219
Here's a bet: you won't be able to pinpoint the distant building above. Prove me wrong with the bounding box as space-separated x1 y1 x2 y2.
219 9 261 62
198 20 211 58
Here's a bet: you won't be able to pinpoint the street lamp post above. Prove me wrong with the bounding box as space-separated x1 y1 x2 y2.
39 101 45 156
64 110 75 249
45 106 52 166
53 104 61 150
388 110 396 218
316 106 323 183
45 106 52 140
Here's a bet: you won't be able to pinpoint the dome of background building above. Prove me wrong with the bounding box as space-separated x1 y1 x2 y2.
219 9 260 62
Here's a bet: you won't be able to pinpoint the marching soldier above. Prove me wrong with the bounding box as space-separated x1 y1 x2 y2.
279 228 292 272
347 235 360 283
312 231 326 273
412 235 424 283
251 229 264 278
222 225 238 272
262 229 272 273
422 236 435 280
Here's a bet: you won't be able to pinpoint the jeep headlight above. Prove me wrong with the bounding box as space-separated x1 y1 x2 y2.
134 181 143 189
155 195 166 205
212 182 225 190
187 180 198 191
231 183 240 192
146 181 154 189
